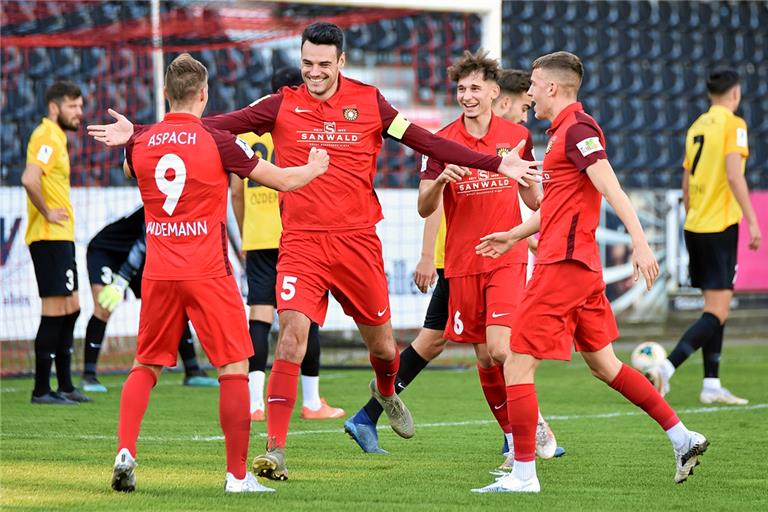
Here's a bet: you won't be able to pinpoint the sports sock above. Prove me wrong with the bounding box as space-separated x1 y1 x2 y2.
33 315 64 396
702 377 721 391
248 370 265 412
609 364 679 430
667 312 719 368
55 310 79 392
702 320 724 378
301 323 320 377
117 366 157 458
248 320 270 373
363 344 428 423
177 324 204 376
83 315 106 377
513 460 537 482
478 363 512 433
369 350 399 397
506 383 538 463
301 375 322 411
219 374 250 479
665 422 692 452
265 359 300 448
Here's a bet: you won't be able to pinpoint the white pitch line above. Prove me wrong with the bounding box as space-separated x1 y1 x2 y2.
1 403 765 443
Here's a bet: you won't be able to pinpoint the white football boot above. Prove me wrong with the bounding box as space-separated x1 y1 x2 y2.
472 472 541 494
674 431 709 483
225 472 275 493
111 448 137 492
699 387 748 405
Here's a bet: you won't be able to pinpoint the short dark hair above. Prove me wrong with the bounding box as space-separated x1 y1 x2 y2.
271 67 303 93
447 49 500 83
532 51 583 80
706 67 739 95
497 69 531 96
44 80 82 105
301 22 344 56
165 53 208 104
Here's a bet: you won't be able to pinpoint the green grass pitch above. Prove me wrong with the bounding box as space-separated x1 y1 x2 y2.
1 344 767 511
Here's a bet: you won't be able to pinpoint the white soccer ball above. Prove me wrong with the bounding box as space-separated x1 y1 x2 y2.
630 341 667 372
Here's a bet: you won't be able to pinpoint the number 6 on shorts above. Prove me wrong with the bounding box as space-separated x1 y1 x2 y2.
281 275 298 301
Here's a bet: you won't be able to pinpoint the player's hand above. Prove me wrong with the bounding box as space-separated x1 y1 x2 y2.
475 230 521 259
748 220 762 251
45 208 69 225
307 147 329 175
526 236 539 256
436 164 470 184
87 109 134 147
631 241 659 291
497 140 542 187
413 256 437 293
97 275 129 312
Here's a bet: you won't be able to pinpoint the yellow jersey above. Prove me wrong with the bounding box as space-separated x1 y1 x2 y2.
434 214 446 270
237 132 282 250
683 105 749 233
24 117 75 245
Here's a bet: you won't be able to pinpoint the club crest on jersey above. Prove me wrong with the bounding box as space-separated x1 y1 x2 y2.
496 144 511 157
545 135 557 154
324 121 336 133
342 106 359 121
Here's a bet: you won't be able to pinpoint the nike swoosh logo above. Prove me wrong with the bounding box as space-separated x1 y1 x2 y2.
494 403 505 410
491 312 510 318
294 107 313 113
377 307 388 317
396 382 405 390
267 397 287 403
88 343 101 349
385 372 396 377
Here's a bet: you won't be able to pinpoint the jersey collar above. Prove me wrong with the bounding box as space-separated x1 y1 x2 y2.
548 101 583 135
456 112 498 143
708 104 733 117
163 112 202 124
300 73 347 109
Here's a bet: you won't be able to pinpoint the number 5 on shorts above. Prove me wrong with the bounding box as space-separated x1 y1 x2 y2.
281 275 298 301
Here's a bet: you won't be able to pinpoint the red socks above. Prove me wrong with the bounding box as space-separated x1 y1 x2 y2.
370 350 400 397
219 374 250 479
477 364 512 433
506 383 538 462
117 366 157 457
265 359 300 448
609 364 680 430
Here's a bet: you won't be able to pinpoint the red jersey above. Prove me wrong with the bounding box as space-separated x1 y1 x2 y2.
125 112 259 280
205 74 503 232
421 114 533 278
537 102 608 271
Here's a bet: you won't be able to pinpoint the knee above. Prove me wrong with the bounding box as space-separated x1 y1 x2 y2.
487 345 508 366
589 361 621 384
368 338 396 361
275 330 306 363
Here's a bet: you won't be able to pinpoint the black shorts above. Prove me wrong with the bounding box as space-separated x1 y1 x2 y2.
29 241 78 297
246 248 278 306
684 224 738 290
86 246 143 298
423 268 449 330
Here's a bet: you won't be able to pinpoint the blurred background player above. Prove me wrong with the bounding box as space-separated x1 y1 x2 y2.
107 53 328 494
231 66 344 421
648 67 762 404
344 66 559 464
83 205 219 392
473 51 707 494
21 80 90 405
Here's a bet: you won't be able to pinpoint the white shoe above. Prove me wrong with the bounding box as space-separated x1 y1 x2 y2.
111 448 137 492
471 472 540 493
699 387 748 405
674 431 709 483
535 419 558 459
225 472 275 493
645 363 670 397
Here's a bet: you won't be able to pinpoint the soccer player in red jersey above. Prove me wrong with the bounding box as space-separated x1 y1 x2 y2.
472 52 708 493
88 23 540 482
108 54 328 494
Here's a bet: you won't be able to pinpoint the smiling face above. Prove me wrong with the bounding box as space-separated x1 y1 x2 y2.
300 41 345 101
456 70 499 120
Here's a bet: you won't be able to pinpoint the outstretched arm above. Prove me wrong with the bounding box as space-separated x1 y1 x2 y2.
475 210 541 259
247 147 329 192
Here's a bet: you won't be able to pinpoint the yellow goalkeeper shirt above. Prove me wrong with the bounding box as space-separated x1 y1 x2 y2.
683 105 749 233
24 117 75 245
434 214 446 270
238 132 282 250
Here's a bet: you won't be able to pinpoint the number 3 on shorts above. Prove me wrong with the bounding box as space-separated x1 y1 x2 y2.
281 275 298 301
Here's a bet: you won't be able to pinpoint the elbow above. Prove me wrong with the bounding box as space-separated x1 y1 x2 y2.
417 204 433 218
20 172 33 189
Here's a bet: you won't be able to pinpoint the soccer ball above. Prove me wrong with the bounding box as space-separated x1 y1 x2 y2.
630 341 667 372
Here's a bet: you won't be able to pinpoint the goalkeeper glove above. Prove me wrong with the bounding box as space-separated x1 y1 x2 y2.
98 275 129 312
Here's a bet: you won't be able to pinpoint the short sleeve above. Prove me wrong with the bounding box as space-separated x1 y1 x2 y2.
209 129 261 178
26 132 57 173
125 125 150 178
724 116 749 158
564 122 608 171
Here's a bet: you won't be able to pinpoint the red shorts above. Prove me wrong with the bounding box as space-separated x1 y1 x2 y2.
277 228 390 326
136 275 252 367
444 264 527 344
511 260 619 361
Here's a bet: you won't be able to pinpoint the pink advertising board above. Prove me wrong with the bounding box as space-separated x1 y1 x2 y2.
734 191 768 291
